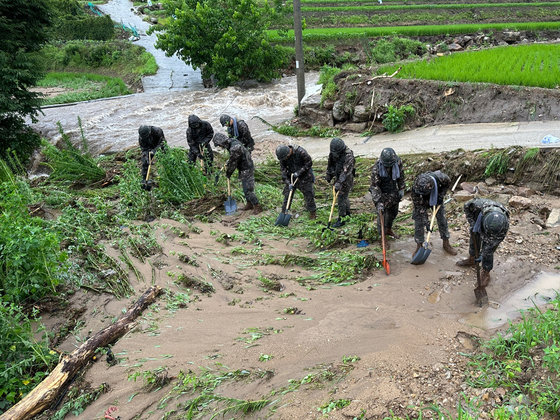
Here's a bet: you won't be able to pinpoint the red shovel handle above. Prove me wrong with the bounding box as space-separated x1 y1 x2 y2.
379 211 390 275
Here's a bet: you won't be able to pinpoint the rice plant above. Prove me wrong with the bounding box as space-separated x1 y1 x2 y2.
42 119 106 185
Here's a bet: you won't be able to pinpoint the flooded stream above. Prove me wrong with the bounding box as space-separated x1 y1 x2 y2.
462 271 560 330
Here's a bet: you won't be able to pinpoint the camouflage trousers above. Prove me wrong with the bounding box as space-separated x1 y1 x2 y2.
282 178 316 212
188 144 213 174
239 169 259 206
413 204 450 243
336 174 353 218
376 201 399 234
469 233 500 272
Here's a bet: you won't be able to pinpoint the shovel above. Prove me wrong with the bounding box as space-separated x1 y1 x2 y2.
224 178 237 215
322 186 339 232
411 204 441 265
473 233 488 306
379 210 390 275
275 175 298 226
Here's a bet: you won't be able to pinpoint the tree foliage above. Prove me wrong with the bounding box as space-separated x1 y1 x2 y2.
0 0 51 164
152 0 288 87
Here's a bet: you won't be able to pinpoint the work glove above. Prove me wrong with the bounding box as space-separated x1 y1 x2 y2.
376 202 384 213
474 255 482 263
324 175 332 183
289 184 295 191
334 182 341 192
398 189 404 200
292 171 300 179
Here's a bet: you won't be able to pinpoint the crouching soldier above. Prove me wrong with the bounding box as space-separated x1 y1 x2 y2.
457 198 509 293
369 147 405 242
138 125 167 190
325 137 355 228
187 114 214 174
213 133 262 214
275 144 316 219
219 114 255 152
412 170 457 257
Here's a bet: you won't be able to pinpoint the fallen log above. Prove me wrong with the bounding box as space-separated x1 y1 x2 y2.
1 285 162 420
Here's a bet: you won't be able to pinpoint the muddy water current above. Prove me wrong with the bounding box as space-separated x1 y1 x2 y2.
462 271 560 330
98 0 203 91
33 72 321 156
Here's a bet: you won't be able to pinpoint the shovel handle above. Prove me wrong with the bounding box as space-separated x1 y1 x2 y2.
425 204 441 244
285 174 299 211
145 151 154 181
227 178 231 196
328 186 339 223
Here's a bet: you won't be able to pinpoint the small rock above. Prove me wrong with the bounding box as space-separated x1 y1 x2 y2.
459 182 476 193
485 177 497 186
516 186 535 197
546 208 560 228
508 195 532 209
454 190 474 202
475 182 490 195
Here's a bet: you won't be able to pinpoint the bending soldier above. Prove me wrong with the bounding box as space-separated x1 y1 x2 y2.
411 170 457 257
275 144 317 220
213 133 262 214
187 114 214 173
138 125 167 190
457 198 510 289
220 114 255 152
369 147 405 241
325 137 355 228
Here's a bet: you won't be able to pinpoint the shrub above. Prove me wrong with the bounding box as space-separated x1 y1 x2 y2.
382 104 415 133
369 37 426 65
52 15 114 41
319 65 342 105
0 179 65 304
0 303 57 413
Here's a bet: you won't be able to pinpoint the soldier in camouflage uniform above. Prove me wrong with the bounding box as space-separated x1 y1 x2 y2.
220 114 255 152
187 114 214 174
369 148 405 241
213 133 262 214
325 138 355 227
456 198 509 288
411 170 457 257
138 125 167 190
276 144 316 219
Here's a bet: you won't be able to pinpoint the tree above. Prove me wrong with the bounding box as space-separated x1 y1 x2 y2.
152 0 288 87
0 0 51 164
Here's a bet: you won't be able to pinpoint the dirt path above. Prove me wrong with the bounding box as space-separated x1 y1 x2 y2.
40 187 560 419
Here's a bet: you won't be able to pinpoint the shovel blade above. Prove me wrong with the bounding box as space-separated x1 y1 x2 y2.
474 287 488 307
357 240 369 248
383 260 390 275
411 245 431 265
275 212 291 226
225 197 237 215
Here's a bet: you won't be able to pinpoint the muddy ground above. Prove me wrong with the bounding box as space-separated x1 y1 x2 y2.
33 151 560 420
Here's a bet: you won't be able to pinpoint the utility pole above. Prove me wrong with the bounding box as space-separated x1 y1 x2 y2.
293 0 305 108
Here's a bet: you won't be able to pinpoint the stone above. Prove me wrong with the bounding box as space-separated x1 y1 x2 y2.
352 104 370 123
342 122 367 132
332 100 348 122
546 208 560 228
459 182 476 193
447 43 463 52
475 182 490 195
485 177 497 186
516 186 535 197
454 190 474 202
508 195 532 209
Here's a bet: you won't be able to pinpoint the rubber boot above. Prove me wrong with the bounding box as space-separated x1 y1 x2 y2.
253 204 263 215
309 211 317 220
333 217 345 228
412 242 422 258
242 202 254 211
386 228 400 239
456 256 475 267
442 239 457 255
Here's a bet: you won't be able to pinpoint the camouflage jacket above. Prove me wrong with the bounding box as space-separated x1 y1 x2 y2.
226 119 254 151
186 116 214 157
465 198 510 256
369 157 405 205
139 126 166 153
226 140 253 178
280 145 313 184
326 147 355 186
411 170 451 220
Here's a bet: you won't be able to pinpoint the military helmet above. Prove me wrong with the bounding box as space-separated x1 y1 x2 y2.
219 114 231 127
413 173 434 195
330 137 345 154
380 147 397 167
483 211 508 235
138 125 150 139
213 133 230 149
276 145 291 161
